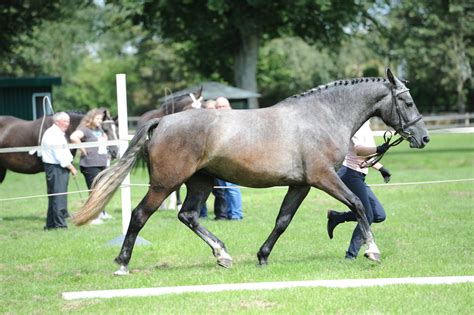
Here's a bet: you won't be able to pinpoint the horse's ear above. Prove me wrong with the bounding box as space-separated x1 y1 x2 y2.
386 68 397 86
102 108 112 120
196 86 203 98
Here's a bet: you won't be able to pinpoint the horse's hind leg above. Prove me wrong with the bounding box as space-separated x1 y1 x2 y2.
178 174 233 268
312 169 379 262
257 185 311 266
114 186 172 275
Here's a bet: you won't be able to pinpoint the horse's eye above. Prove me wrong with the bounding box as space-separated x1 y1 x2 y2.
406 102 414 107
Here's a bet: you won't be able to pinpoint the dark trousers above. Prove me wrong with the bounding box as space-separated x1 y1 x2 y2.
200 179 227 219
338 166 386 257
80 166 106 190
44 163 70 229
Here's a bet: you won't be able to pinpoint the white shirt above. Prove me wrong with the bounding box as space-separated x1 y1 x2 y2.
342 121 376 175
40 124 73 168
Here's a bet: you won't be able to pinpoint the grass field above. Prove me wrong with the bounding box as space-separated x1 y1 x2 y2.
1 133 473 314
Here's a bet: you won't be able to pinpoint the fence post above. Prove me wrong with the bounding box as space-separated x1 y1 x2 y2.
116 74 131 235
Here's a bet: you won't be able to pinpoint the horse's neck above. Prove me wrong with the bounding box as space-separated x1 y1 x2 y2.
66 114 84 137
311 83 390 137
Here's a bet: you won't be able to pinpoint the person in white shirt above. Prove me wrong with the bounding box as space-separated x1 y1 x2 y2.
41 112 77 230
327 121 391 259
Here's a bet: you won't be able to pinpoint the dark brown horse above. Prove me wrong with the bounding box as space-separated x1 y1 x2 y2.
0 110 118 183
136 87 203 128
74 69 430 275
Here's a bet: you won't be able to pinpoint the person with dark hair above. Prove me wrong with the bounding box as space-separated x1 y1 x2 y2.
327 121 391 259
41 112 77 230
70 108 112 224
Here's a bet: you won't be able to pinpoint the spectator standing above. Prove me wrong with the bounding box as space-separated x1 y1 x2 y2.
199 99 229 220
41 112 77 230
214 97 244 220
70 108 113 224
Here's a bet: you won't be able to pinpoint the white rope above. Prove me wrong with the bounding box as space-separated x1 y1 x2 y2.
0 139 123 154
31 96 56 155
0 189 91 201
1 178 471 203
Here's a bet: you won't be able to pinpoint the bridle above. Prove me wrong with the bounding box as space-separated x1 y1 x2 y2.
101 119 118 140
101 118 119 159
360 85 422 168
391 86 423 139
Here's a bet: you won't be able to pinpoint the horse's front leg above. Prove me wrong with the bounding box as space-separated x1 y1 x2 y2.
114 188 170 275
178 174 233 268
257 185 311 266
313 169 380 262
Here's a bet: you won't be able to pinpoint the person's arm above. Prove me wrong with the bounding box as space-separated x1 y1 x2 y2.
354 143 390 157
70 130 87 156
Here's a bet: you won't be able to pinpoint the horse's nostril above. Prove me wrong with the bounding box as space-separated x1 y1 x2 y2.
423 136 430 144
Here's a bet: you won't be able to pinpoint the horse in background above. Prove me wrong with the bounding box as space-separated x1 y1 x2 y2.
136 88 203 209
74 69 429 275
0 109 118 183
136 87 203 128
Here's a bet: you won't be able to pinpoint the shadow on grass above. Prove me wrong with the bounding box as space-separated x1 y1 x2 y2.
1 215 43 222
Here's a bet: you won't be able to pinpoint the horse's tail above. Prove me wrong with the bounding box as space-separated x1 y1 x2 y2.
73 118 161 226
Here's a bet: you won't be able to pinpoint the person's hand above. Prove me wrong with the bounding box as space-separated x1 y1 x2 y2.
376 143 390 154
379 166 391 183
69 165 78 176
80 149 87 157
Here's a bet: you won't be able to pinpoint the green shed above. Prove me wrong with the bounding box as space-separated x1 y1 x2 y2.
0 77 62 120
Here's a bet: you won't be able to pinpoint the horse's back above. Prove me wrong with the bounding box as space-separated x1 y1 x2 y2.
147 107 324 187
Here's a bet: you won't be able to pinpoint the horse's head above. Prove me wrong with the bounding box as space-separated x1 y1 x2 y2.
100 108 119 160
379 68 430 149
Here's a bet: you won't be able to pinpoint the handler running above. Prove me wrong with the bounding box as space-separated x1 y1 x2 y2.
327 120 391 259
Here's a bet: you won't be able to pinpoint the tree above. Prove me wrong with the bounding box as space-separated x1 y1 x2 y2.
123 0 370 107
367 0 473 113
0 1 93 75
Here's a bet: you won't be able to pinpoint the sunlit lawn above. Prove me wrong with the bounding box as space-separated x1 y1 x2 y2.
1 133 473 314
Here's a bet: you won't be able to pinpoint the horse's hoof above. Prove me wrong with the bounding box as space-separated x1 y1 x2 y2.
114 265 130 276
257 261 268 267
364 252 381 263
217 257 232 269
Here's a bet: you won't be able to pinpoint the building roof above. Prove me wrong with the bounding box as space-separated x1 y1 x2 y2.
0 77 62 88
161 81 261 101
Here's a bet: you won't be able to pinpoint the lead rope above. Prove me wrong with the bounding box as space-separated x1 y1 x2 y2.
163 87 175 115
29 96 55 156
359 130 404 168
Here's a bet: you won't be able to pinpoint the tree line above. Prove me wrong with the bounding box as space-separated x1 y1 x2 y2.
1 0 472 115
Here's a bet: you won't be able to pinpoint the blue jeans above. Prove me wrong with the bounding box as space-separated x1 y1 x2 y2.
338 166 386 258
217 179 243 220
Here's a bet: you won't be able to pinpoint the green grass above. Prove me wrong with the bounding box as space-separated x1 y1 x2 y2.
1 133 473 314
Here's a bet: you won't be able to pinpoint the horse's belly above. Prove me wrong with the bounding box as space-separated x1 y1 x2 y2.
0 153 44 174
206 159 305 188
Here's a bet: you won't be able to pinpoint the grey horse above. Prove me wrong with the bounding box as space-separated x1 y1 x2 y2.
74 69 429 275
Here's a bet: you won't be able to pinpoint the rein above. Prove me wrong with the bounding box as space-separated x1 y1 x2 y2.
360 130 404 168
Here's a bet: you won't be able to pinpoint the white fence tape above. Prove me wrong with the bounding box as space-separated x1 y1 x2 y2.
0 139 123 154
